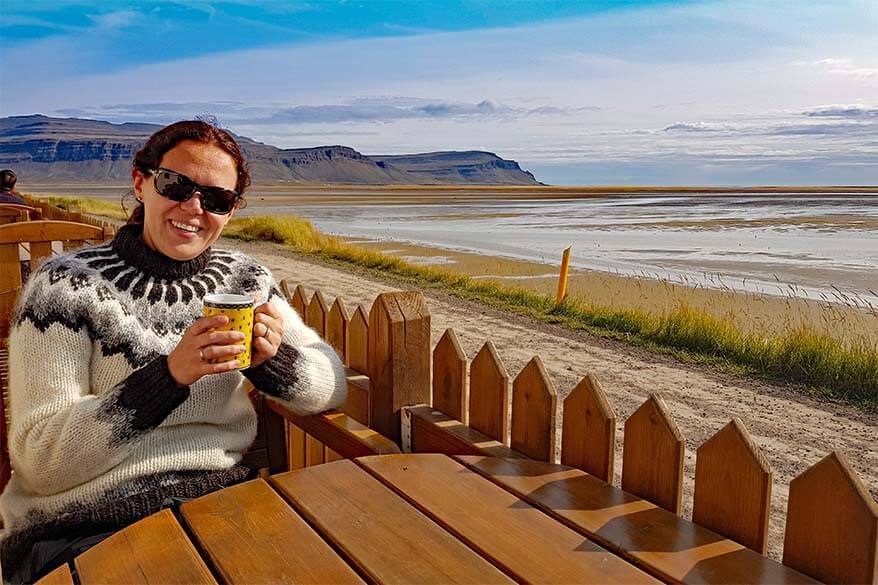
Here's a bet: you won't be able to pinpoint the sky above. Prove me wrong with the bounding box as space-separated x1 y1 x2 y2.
1 0 876 185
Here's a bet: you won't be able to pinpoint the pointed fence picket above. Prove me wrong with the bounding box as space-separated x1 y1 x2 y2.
280 280 295 307
510 356 557 462
306 290 328 337
432 328 468 424
468 341 509 444
783 451 878 585
693 418 772 554
275 282 877 585
326 297 350 363
560 374 615 483
344 305 371 426
292 284 308 319
348 305 369 374
621 393 686 515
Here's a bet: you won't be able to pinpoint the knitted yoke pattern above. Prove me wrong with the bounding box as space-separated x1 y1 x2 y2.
0 223 347 570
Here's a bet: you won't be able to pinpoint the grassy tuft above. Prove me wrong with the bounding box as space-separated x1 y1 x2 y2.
223 216 334 250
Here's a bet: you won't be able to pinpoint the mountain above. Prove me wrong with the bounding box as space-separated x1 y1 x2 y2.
371 151 539 185
0 115 542 185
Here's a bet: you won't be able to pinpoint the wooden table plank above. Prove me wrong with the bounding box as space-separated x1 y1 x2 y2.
35 563 74 585
271 458 512 584
180 478 364 584
457 455 818 584
75 509 216 584
358 453 659 584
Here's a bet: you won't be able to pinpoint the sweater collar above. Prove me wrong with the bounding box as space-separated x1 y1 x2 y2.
112 223 212 280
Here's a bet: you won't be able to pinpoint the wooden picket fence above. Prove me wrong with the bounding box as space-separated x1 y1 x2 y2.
279 280 878 585
21 195 118 238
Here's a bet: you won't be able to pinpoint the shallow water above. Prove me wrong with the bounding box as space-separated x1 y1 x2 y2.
243 194 878 303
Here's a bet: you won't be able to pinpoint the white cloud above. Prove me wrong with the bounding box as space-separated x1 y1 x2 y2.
804 105 878 118
87 10 140 30
664 122 737 133
797 58 878 79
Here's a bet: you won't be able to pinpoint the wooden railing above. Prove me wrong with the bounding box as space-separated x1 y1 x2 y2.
20 195 117 238
281 280 878 585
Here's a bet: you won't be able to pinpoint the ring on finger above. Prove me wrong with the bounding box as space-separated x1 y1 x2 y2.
199 349 205 361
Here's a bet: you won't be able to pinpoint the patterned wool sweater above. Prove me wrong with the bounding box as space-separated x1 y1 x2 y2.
0 223 347 568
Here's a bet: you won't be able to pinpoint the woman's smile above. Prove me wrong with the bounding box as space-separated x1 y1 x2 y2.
169 219 203 237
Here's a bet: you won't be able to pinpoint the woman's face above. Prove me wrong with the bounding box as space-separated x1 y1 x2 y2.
133 140 239 261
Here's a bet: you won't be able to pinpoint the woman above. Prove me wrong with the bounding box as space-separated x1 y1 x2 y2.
0 121 347 581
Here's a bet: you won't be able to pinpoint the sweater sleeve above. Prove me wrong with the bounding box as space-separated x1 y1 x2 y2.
7 283 189 495
243 286 347 415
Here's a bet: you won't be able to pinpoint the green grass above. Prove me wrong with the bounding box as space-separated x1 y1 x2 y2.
225 215 878 409
47 199 876 409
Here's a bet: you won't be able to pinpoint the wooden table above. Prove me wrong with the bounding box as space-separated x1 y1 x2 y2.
39 454 816 584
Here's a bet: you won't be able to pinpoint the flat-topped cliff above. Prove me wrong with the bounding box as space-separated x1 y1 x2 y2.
0 115 541 185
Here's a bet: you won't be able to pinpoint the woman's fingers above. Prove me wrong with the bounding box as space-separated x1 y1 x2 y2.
200 344 246 361
201 359 241 374
188 314 229 336
254 301 282 320
199 329 246 348
250 303 284 368
252 335 273 352
254 312 283 339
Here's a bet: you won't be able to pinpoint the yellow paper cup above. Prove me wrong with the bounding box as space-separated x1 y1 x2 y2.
203 293 254 369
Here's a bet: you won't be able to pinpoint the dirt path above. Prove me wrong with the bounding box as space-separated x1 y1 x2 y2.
224 237 878 561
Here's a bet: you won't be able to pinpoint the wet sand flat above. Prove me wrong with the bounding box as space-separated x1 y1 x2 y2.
347 238 878 342
232 190 878 305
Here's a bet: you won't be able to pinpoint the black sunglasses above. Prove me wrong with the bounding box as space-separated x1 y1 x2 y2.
150 168 241 215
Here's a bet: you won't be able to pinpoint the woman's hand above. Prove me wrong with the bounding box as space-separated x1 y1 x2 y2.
251 301 284 368
168 315 247 386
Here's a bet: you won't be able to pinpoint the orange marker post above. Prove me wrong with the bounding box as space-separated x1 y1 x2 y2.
556 246 571 304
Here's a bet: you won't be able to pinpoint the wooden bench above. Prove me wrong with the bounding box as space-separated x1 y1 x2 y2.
0 204 42 225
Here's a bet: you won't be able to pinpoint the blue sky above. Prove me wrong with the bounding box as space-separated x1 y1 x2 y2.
1 0 876 185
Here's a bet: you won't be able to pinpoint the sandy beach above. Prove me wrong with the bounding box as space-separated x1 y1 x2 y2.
222 234 878 562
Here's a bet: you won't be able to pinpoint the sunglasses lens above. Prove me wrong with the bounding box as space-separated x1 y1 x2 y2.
200 188 238 214
155 170 195 202
153 169 238 214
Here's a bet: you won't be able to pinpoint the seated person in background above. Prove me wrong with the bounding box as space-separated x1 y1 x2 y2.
0 170 26 205
0 121 347 582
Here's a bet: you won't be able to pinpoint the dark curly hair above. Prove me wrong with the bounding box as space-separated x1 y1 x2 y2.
127 120 251 223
